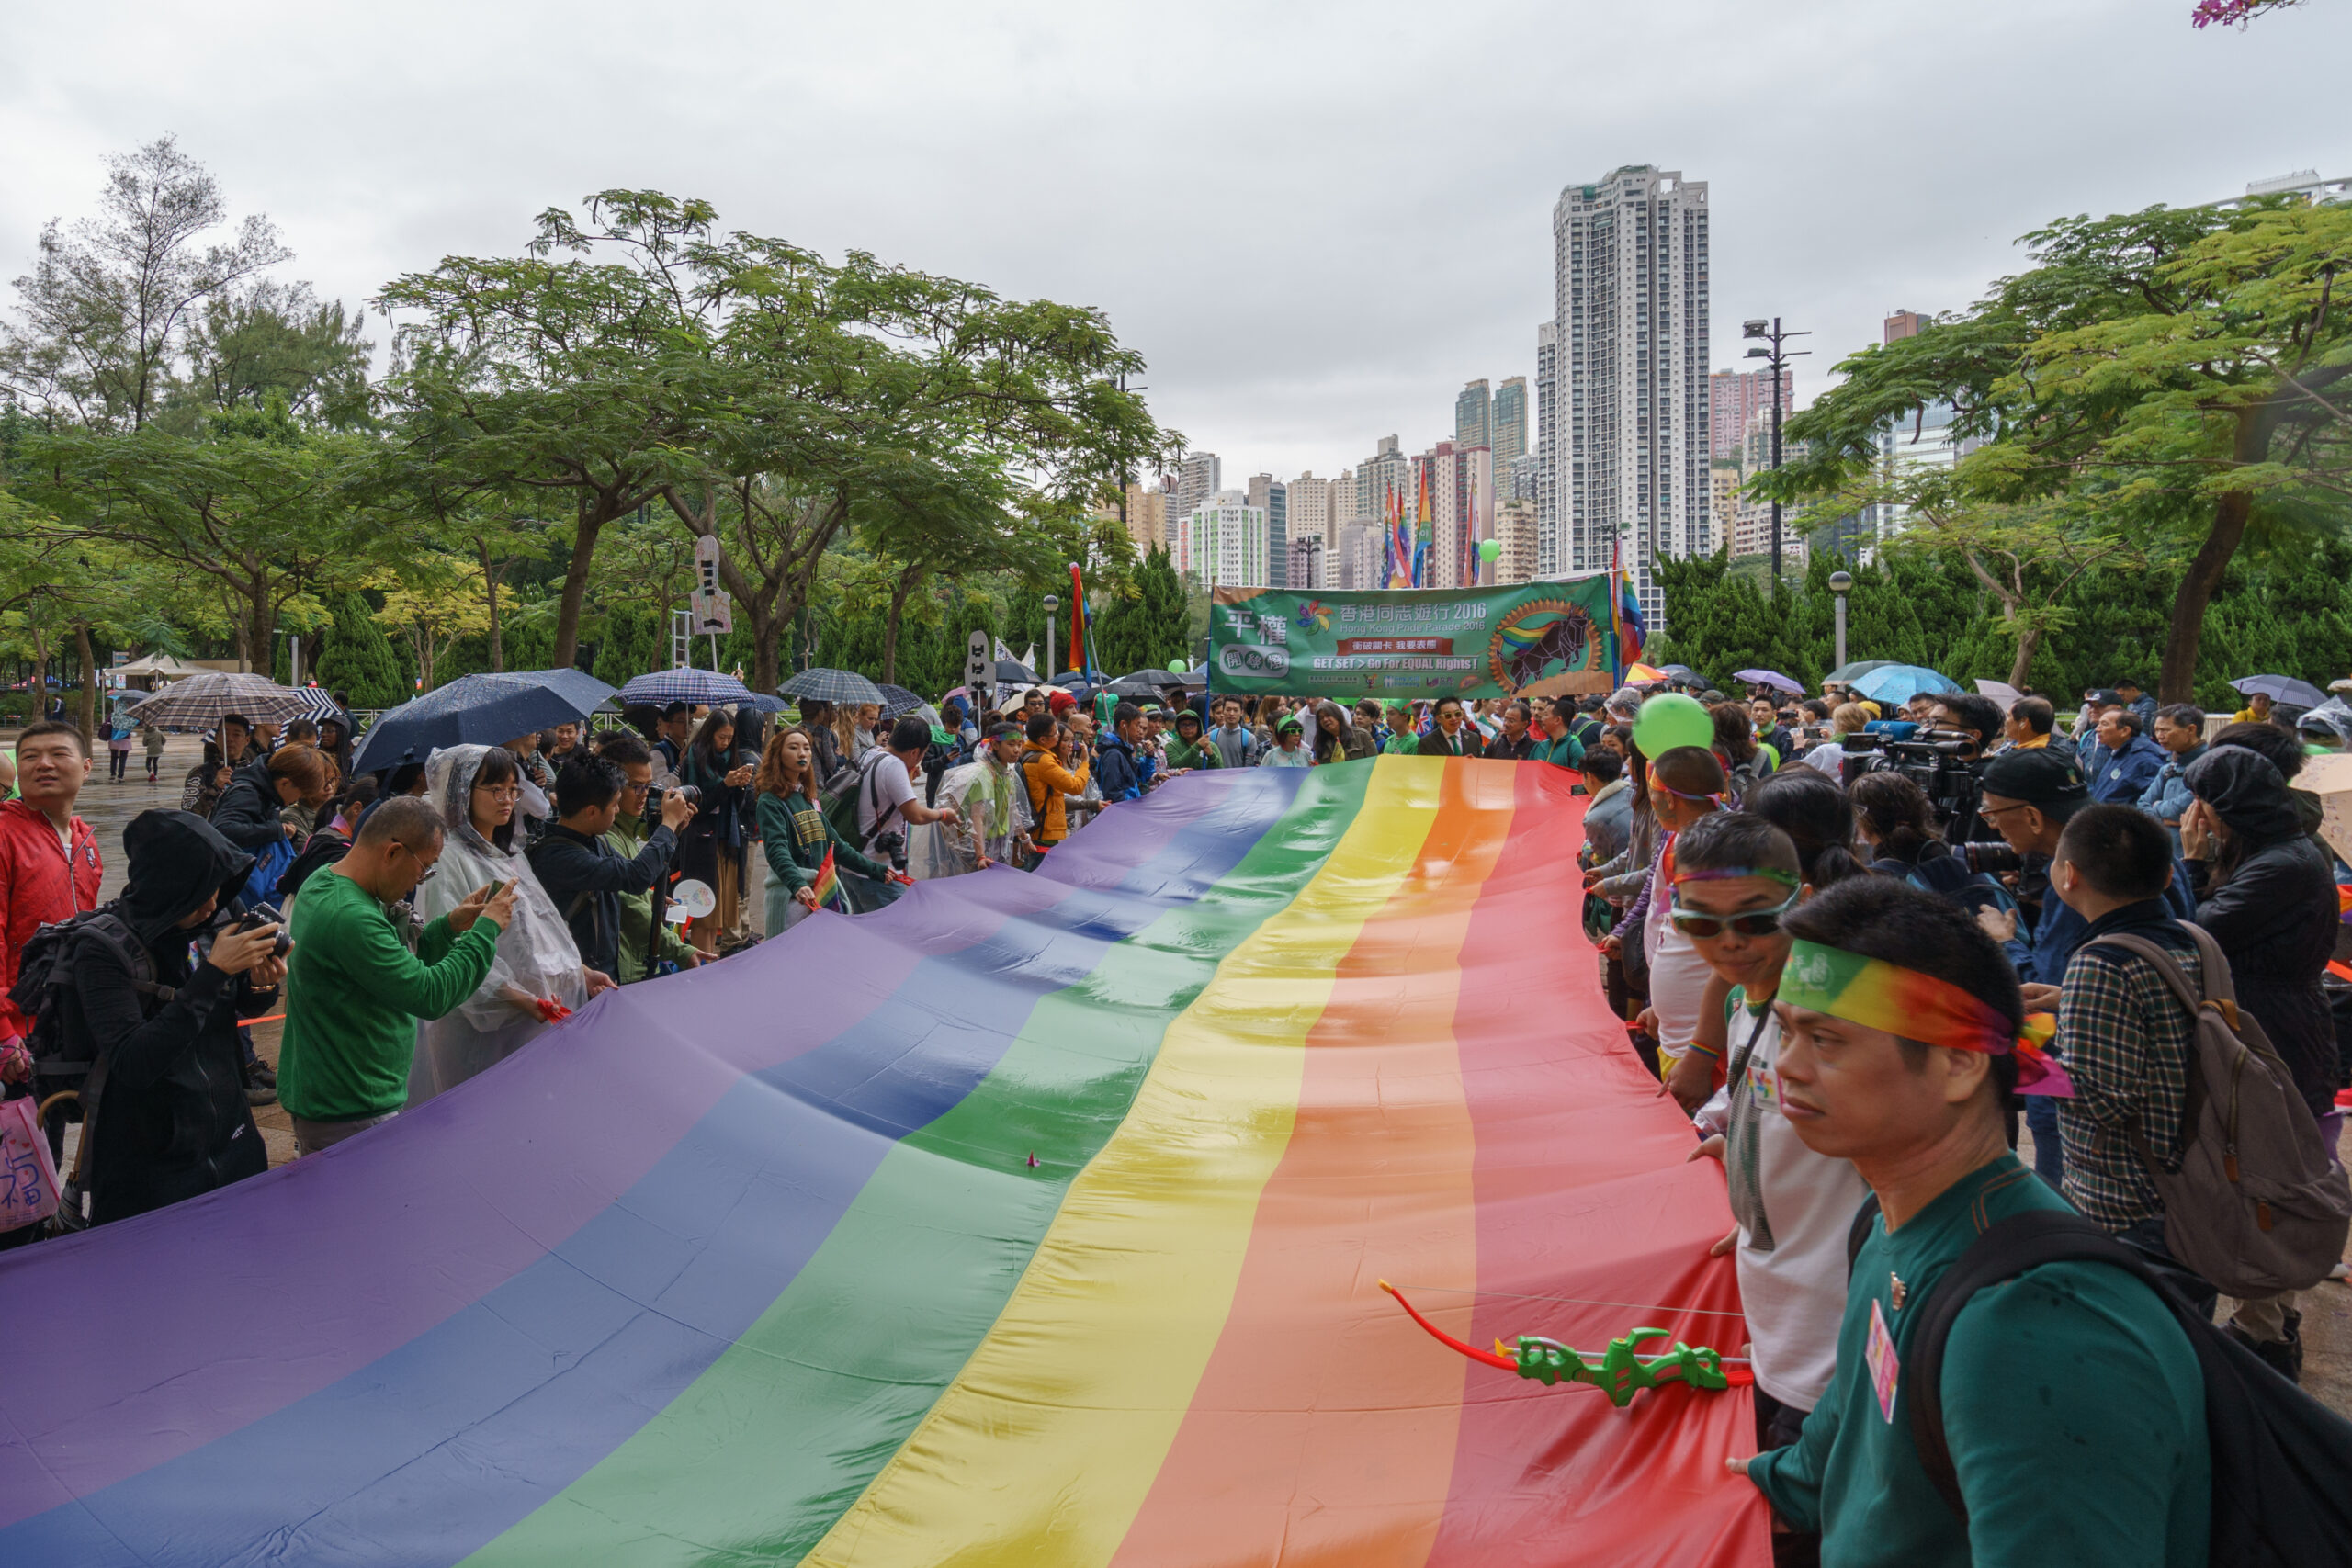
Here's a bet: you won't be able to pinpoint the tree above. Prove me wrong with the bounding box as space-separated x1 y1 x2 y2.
1098 546 1189 672
372 560 506 691
313 590 411 705
381 190 1172 682
18 397 383 668
1 137 288 434
170 278 373 432
1768 198 2352 703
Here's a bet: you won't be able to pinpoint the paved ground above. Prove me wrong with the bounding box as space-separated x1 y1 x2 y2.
46 734 2352 1415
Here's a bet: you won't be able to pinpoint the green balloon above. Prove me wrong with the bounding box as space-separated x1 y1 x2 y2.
1167 658 1187 672
1478 539 1502 561
1633 692 1715 757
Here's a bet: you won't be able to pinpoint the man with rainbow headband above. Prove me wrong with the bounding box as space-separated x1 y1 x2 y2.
1732 875 2208 1568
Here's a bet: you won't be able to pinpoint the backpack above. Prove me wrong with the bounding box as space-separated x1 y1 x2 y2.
6 906 174 1227
1848 1198 2352 1568
2086 927 2352 1297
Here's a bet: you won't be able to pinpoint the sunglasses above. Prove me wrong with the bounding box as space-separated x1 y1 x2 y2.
1667 891 1800 938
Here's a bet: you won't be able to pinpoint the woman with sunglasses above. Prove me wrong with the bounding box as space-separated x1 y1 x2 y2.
1600 745 1728 1080
408 744 614 1105
1673 810 1869 1512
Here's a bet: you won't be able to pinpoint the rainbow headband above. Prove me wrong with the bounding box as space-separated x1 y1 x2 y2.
1779 940 2073 1098
1672 865 1799 888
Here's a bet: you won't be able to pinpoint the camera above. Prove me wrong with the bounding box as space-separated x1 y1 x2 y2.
646 781 700 818
1957 842 2022 876
220 902 293 958
1840 730 1984 825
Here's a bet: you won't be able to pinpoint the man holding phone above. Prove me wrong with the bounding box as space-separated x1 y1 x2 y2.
279 797 516 1155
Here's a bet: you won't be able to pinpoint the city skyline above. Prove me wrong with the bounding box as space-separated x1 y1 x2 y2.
8 4 2341 506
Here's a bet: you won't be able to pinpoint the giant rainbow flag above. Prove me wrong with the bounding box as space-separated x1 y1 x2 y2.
0 759 1767 1567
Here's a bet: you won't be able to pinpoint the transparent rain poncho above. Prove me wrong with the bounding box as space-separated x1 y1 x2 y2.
406 744 588 1106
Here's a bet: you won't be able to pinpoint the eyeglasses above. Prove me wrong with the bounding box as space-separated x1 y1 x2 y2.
477 784 523 800
1667 891 1800 938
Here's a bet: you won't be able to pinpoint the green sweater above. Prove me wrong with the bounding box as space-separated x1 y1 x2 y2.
1749 1154 2207 1568
754 789 888 893
602 810 698 984
1535 733 1585 768
279 868 501 1122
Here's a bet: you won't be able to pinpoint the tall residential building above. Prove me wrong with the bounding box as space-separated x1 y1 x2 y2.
1503 452 1539 504
1493 499 1537 585
1354 434 1410 531
1287 536 1326 591
1455 379 1491 450
1883 309 1928 344
1534 321 1558 572
1329 468 1360 529
1708 459 1740 558
1708 367 1795 460
1121 482 1168 552
1177 490 1269 590
1286 472 1332 548
1419 439 1491 589
1171 452 1221 536
1247 474 1289 588
1732 406 1806 566
1334 521 1383 591
1542 164 1710 632
1492 375 1529 467
1861 398 1982 547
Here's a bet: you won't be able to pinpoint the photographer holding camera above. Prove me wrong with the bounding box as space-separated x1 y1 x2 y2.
1925 693 2006 845
62 810 287 1224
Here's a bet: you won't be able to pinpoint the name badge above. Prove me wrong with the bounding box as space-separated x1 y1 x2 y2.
1866 1297 1901 1423
1746 1059 1781 1109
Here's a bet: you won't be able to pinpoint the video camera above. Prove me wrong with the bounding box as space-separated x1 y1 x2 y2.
1838 726 1985 826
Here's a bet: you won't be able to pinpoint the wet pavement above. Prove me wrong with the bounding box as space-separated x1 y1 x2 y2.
38 734 2352 1416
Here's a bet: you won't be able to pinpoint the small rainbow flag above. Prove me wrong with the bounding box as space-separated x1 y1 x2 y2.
810 845 840 911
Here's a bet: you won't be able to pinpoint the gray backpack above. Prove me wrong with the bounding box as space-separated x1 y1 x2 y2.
2088 927 2352 1297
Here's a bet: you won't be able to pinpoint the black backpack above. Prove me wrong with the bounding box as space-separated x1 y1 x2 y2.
7 906 173 1229
1847 1195 2352 1568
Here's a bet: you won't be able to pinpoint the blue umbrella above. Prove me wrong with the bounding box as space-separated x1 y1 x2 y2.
350 671 616 776
1851 664 1963 705
617 668 785 713
2230 673 2327 708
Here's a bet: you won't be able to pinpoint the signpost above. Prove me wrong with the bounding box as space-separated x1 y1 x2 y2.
691 535 732 670
1207 577 1626 703
965 628 995 715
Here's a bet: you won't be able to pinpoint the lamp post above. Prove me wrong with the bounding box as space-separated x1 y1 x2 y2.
1828 570 1853 671
1742 317 1811 581
1042 593 1058 682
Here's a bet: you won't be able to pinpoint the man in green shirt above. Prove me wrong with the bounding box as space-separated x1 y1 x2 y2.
1734 875 2207 1567
1535 696 1586 769
279 796 514 1154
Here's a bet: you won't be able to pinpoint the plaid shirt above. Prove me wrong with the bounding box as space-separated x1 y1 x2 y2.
2054 904 2202 1231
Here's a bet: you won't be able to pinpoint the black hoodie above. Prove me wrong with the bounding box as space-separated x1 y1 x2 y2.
73 810 277 1224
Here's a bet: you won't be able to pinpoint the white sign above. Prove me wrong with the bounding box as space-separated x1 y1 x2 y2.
966 630 994 704
691 535 730 633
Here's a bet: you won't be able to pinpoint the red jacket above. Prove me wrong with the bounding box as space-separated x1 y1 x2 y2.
0 798 104 1038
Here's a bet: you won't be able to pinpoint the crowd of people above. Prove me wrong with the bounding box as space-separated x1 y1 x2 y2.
1579 671 2352 1564
6 662 2352 1563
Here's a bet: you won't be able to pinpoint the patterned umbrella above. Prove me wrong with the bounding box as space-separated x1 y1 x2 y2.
128 672 339 732
778 667 886 707
875 683 927 719
348 672 618 777
619 669 785 712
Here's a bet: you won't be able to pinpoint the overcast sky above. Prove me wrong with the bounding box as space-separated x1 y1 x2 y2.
5 1 2346 488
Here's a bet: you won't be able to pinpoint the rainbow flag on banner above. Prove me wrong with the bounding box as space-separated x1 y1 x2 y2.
0 761 1763 1568
810 843 840 910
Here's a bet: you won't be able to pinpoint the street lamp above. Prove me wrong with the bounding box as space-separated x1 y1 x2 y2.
1743 318 1811 581
1042 593 1059 682
1828 570 1853 671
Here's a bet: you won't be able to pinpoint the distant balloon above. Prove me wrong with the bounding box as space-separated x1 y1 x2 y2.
1478 539 1502 562
1168 659 1188 672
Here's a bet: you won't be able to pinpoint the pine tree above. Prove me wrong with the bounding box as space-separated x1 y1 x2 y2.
312 592 409 706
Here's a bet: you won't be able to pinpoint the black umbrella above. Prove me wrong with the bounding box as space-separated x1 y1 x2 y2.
995 657 1039 684
1118 668 1190 690
875 683 927 719
349 671 619 776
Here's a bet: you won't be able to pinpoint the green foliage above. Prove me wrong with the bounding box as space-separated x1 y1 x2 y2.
1096 546 1188 672
312 591 411 706
1660 536 2352 711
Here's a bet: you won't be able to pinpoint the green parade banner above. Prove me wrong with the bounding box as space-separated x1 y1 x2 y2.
1208 577 1624 702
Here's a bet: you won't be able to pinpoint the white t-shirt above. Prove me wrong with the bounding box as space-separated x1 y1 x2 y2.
1694 999 1870 1410
1802 739 1849 776
854 751 919 840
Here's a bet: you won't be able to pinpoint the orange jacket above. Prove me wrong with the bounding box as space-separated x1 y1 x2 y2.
0 798 104 1037
1018 745 1089 844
